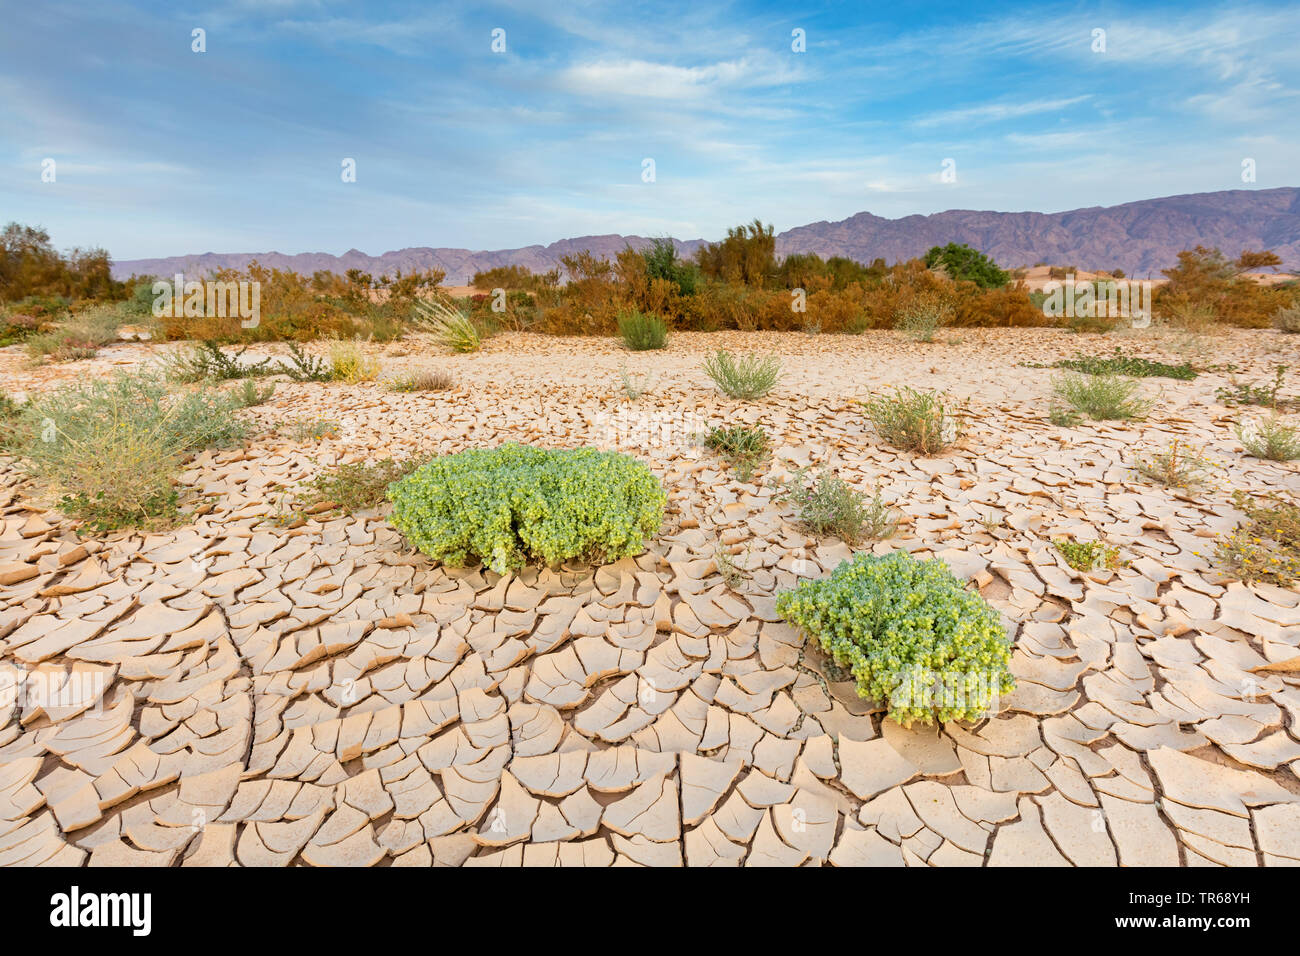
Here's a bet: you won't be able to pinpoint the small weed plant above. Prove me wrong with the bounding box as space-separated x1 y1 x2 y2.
862 387 961 454
781 466 895 544
703 350 781 400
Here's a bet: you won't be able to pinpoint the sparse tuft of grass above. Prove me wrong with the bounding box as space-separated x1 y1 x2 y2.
703 425 770 481
714 544 752 590
1051 372 1152 421
415 297 481 353
299 458 418 514
618 364 655 401
703 350 781 400
1131 439 1214 489
9 371 247 530
24 305 123 364
781 466 896 544
1275 304 1300 334
1237 414 1300 461
388 368 454 392
233 379 276 407
618 310 668 351
862 387 961 454
327 339 381 384
896 297 954 343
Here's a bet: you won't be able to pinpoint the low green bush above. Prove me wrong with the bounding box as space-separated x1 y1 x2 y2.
703 424 769 480
703 350 781 399
617 310 668 350
388 444 665 573
862 387 960 454
776 550 1015 725
781 466 895 544
1051 372 1152 420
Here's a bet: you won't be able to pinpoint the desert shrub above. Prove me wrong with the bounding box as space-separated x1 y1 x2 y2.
1056 347 1196 380
775 550 1015 725
781 466 895 543
703 425 769 481
280 342 332 382
388 444 665 574
862 387 961 454
388 369 454 392
1237 414 1300 461
299 458 418 514
24 304 123 363
618 365 655 401
327 339 380 384
1131 440 1214 489
618 310 668 351
923 243 1009 289
703 350 781 399
1275 304 1300 333
1216 491 1300 586
1051 372 1152 421
10 372 246 529
470 264 559 292
896 296 954 342
1156 246 1292 329
0 223 124 303
1054 539 1125 572
161 340 276 382
695 220 777 286
1066 312 1121 334
233 379 276 407
641 238 698 296
415 297 481 353
1216 365 1289 408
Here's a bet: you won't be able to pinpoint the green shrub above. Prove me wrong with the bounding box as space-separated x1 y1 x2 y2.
1055 347 1196 380
617 310 668 350
1051 372 1152 420
24 305 123 363
300 458 418 514
923 243 1009 289
862 387 961 454
1237 414 1300 461
781 466 895 544
280 342 332 382
703 425 769 481
703 350 780 399
896 297 953 343
10 372 247 529
388 444 665 574
161 340 276 382
415 297 481 353
776 551 1015 725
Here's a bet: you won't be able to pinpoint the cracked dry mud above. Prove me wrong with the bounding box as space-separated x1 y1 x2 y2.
2 327 1298 867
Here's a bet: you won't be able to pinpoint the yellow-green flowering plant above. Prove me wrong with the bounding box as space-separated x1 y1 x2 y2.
776 550 1015 725
388 443 665 574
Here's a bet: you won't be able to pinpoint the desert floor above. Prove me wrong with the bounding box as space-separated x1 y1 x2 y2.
1 326 1298 867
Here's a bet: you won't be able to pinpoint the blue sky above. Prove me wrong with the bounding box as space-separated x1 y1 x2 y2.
2 0 1298 260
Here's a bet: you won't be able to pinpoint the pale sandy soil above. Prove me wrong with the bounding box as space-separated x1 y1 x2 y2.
0 327 1298 867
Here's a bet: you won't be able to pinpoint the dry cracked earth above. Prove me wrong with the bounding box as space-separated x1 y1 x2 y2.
1 327 1299 867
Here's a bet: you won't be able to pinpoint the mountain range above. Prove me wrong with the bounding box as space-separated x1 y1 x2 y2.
112 187 1300 283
